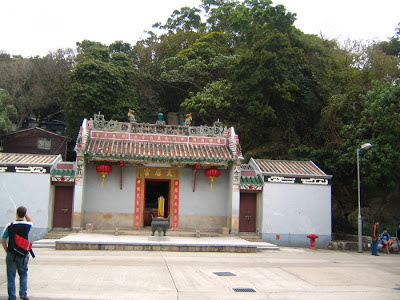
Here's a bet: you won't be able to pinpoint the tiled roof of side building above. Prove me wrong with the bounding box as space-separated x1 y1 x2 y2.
0 153 62 166
253 159 331 178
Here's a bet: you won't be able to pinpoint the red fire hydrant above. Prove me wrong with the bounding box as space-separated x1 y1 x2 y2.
307 234 318 250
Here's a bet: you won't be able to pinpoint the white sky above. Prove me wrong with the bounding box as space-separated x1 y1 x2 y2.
1 0 399 57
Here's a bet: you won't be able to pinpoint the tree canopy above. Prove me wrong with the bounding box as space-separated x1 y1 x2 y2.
64 41 138 137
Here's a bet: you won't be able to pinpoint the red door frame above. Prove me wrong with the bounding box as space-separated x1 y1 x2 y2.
143 179 171 224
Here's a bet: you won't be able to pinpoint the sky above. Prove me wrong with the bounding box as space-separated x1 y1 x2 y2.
1 0 399 57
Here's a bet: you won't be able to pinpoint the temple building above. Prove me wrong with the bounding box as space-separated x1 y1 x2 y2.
72 113 244 234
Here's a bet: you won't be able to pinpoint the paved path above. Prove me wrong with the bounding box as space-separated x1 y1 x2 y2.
0 247 399 299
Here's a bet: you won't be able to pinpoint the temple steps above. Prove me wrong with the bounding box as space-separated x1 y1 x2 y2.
44 229 75 239
83 227 224 238
238 233 265 243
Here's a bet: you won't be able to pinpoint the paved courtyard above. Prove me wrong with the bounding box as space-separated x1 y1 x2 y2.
0 247 399 299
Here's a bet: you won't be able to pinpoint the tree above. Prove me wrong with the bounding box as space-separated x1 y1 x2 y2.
0 50 74 128
153 7 206 32
65 41 138 138
132 30 205 121
181 79 232 124
0 89 17 133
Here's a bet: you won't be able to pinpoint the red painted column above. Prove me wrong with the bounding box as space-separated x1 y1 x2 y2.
172 180 180 229
134 178 142 228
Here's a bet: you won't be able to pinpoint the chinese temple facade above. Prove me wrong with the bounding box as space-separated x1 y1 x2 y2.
72 114 243 234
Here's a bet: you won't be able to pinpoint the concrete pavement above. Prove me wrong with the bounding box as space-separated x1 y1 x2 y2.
0 247 399 299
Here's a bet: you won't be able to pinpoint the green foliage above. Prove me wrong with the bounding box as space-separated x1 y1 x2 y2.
357 80 400 188
181 80 232 124
0 90 16 133
0 50 74 127
65 41 138 138
153 7 206 32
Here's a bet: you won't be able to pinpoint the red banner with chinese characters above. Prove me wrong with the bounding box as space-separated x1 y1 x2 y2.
134 178 142 228
172 180 180 229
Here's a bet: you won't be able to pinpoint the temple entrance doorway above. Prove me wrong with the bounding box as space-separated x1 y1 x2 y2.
144 179 170 226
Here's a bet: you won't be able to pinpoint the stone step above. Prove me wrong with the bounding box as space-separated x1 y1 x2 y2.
44 230 74 239
238 233 264 243
85 228 224 238
33 239 56 248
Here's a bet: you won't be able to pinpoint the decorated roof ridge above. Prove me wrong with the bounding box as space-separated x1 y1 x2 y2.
252 159 332 178
240 175 264 186
75 113 243 163
87 112 227 138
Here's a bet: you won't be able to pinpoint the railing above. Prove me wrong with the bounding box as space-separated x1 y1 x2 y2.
241 164 254 171
91 113 226 137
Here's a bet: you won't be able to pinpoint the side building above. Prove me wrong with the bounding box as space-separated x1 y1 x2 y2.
0 153 67 240
239 159 332 247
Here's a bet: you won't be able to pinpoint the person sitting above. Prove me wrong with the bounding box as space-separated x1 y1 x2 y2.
380 228 393 254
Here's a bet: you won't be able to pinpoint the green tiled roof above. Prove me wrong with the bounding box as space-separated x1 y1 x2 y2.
50 168 75 177
240 175 263 186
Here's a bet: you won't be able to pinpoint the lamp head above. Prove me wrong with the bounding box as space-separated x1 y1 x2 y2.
361 143 372 150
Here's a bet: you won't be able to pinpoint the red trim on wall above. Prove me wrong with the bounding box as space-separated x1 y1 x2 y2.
172 180 180 229
134 178 142 228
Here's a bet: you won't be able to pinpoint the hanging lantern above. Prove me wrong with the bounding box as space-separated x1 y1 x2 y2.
96 163 112 188
204 168 221 192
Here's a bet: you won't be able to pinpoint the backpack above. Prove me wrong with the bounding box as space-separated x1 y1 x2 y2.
13 233 35 258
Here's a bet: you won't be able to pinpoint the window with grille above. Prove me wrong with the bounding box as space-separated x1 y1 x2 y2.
38 137 51 150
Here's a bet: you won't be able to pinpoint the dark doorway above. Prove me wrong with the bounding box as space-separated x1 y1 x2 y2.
144 180 170 226
53 186 73 228
239 193 257 232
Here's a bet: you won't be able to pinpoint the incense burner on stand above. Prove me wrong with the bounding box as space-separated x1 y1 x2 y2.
151 196 169 236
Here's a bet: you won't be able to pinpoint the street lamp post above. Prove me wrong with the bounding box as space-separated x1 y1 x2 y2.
357 142 373 253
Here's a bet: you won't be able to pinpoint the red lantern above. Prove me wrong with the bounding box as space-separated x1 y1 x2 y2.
204 168 221 192
96 163 112 188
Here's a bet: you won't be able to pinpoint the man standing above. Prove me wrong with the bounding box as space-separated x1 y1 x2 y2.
371 220 379 256
2 206 33 300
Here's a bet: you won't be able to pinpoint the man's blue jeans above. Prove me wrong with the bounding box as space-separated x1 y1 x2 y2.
6 252 29 300
371 238 379 255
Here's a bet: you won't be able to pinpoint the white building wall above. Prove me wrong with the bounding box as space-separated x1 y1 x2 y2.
260 182 332 247
0 172 53 240
179 167 230 231
82 164 136 228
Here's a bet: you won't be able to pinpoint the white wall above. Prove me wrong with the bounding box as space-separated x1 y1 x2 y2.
261 182 332 247
179 167 229 216
84 164 136 213
0 172 52 240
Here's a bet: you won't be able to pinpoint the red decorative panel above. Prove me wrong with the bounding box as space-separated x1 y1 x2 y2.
91 131 227 146
172 180 180 229
134 178 142 228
